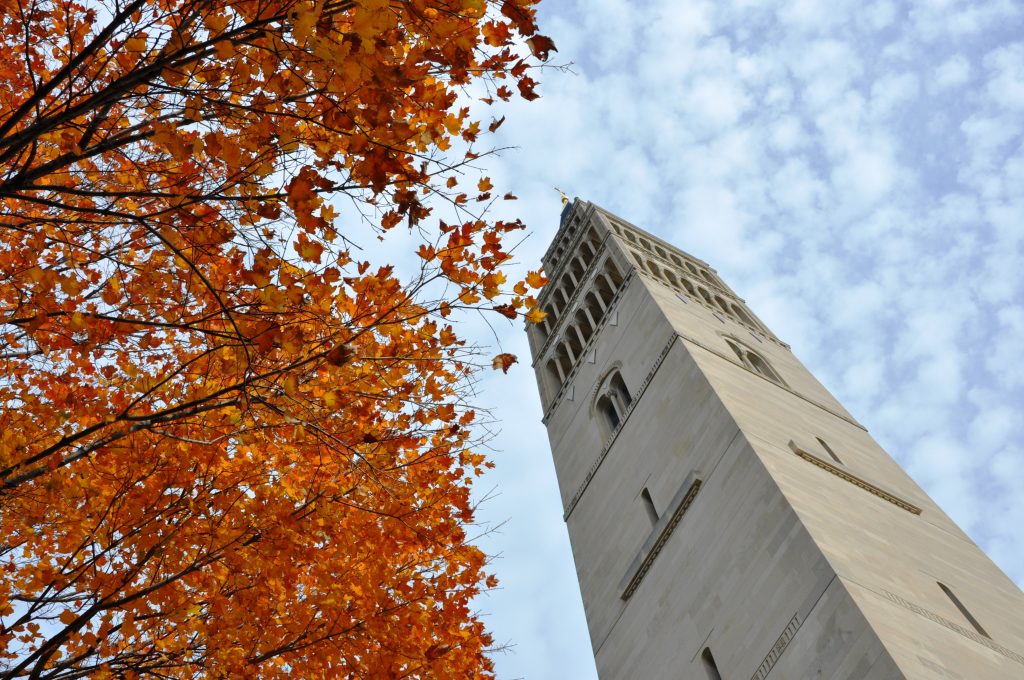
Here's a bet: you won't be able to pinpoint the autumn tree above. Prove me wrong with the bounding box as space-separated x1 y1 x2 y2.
0 0 552 676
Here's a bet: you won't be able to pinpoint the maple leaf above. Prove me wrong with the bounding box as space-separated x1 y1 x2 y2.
325 343 355 366
295 233 325 263
526 35 557 61
425 642 452 660
492 304 517 320
525 270 548 288
525 308 547 324
517 76 540 101
491 353 518 373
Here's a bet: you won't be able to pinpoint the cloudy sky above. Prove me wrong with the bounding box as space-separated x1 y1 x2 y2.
447 1 1024 677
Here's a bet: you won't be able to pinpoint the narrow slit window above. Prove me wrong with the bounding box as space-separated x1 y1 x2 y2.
817 437 843 465
938 582 990 638
701 648 723 680
640 487 658 527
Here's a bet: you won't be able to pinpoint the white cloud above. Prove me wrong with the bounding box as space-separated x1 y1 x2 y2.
932 54 972 91
983 43 1024 111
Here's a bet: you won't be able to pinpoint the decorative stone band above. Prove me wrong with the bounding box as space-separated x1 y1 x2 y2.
750 613 802 680
788 441 922 515
882 590 1024 666
562 333 680 519
619 474 703 600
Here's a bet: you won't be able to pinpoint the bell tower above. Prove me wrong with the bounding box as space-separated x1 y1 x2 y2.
527 199 1024 679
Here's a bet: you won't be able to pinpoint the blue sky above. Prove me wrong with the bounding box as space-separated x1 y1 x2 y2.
459 0 1024 677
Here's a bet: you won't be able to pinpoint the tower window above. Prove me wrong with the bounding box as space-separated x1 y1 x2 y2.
725 338 786 386
594 370 632 438
597 394 619 432
938 582 989 638
701 648 723 680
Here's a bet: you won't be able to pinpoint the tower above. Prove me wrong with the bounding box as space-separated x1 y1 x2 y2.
527 199 1024 679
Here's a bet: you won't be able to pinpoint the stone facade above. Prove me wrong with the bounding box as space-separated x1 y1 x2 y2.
527 200 1024 679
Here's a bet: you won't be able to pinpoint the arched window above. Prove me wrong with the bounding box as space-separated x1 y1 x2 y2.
570 257 585 285
725 338 785 386
585 291 604 319
574 308 594 344
646 259 661 277
731 303 757 328
594 369 632 437
606 259 624 286
595 274 615 307
579 239 596 266
546 357 562 386
556 343 573 376
596 393 619 432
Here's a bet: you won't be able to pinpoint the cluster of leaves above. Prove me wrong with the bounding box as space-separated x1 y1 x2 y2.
0 0 550 677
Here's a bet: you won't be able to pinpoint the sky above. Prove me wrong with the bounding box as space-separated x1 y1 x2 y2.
449 0 1024 678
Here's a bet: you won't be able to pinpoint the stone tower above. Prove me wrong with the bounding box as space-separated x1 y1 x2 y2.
526 199 1024 679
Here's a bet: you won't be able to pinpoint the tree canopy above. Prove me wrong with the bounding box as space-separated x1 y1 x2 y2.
0 0 550 676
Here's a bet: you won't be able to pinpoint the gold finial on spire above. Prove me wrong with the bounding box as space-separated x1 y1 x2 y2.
555 187 570 206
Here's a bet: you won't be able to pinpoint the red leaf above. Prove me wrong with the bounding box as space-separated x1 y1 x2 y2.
492 304 517 320
325 343 355 366
527 35 557 61
517 76 539 101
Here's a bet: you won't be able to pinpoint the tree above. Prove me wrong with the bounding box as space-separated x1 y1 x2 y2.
0 0 551 676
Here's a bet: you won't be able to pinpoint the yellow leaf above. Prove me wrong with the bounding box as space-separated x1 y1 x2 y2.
124 35 147 53
525 270 547 288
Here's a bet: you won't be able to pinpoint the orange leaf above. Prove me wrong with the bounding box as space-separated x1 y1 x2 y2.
525 270 547 288
295 233 325 263
491 353 518 373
